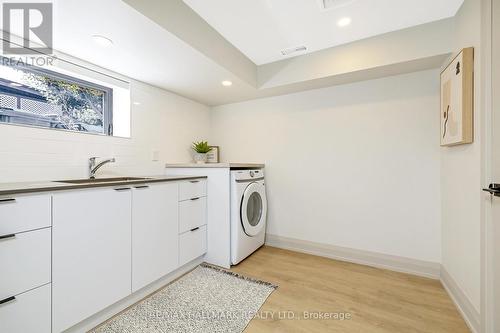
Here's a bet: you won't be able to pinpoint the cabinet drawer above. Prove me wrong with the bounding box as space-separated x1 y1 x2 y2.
179 197 207 234
179 179 206 201
0 228 51 300
0 283 51 333
0 194 51 236
179 225 207 266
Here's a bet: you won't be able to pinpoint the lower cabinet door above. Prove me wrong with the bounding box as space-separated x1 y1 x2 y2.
179 197 207 234
52 188 132 333
179 225 207 266
0 284 51 333
132 183 179 292
0 228 51 300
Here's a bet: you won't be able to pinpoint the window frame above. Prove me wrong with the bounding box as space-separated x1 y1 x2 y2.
0 58 114 135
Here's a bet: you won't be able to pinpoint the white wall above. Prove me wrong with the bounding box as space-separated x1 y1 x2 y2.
441 0 482 313
211 69 442 263
0 80 210 182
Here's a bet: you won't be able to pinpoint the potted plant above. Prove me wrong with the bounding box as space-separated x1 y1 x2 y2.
192 141 212 164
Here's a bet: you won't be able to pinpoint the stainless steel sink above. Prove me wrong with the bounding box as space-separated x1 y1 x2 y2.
55 177 152 184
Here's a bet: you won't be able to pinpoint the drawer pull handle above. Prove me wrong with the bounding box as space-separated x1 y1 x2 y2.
114 188 131 191
189 180 200 183
135 185 149 189
0 198 15 203
190 197 200 201
0 234 15 241
190 227 200 232
0 296 16 306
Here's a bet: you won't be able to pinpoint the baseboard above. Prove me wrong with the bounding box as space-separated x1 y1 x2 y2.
64 256 204 333
265 234 441 279
440 267 480 333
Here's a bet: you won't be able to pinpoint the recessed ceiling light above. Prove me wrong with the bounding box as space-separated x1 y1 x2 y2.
221 80 233 87
10 82 22 87
337 17 352 27
133 101 141 105
92 35 114 47
319 0 357 11
281 45 307 56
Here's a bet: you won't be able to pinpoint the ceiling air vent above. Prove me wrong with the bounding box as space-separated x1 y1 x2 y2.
281 46 307 56
319 0 356 11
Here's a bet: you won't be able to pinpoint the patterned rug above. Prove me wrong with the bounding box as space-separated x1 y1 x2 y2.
90 263 277 333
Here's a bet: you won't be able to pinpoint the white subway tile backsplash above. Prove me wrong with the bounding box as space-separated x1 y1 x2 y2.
0 81 209 182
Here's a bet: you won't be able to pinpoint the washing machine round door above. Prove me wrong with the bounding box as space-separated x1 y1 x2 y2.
240 182 267 237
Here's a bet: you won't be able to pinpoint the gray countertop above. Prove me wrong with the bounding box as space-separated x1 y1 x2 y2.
0 175 206 196
165 163 265 169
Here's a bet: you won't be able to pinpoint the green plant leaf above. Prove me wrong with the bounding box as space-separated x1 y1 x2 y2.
192 141 213 153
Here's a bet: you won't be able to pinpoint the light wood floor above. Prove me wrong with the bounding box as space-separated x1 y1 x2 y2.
231 246 469 333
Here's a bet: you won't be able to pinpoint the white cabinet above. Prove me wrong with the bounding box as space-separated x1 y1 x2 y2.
132 183 179 292
167 168 230 268
179 179 207 201
52 187 132 333
179 197 207 234
179 225 207 266
0 228 51 300
0 177 207 331
0 194 51 235
0 284 51 333
178 179 207 266
0 193 52 333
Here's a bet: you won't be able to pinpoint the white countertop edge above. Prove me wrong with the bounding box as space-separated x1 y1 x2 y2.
165 163 265 169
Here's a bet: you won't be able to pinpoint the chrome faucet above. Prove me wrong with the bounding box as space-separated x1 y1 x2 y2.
89 157 116 179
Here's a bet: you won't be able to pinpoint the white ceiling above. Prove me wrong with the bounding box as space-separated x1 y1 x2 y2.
2 0 456 106
183 0 464 65
49 0 254 105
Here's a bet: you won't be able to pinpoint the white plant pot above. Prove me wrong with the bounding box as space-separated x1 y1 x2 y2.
193 153 207 164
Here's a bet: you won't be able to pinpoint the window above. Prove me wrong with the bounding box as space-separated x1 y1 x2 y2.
0 58 113 135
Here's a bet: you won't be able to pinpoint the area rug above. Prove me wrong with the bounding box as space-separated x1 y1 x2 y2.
90 263 277 333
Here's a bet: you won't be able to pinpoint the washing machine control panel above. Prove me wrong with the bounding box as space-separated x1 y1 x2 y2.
232 169 264 181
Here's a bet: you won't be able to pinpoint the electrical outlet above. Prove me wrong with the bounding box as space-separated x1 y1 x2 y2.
152 150 160 161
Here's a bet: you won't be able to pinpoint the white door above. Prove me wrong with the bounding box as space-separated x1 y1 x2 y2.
132 183 179 292
487 0 500 331
240 182 267 237
52 187 132 333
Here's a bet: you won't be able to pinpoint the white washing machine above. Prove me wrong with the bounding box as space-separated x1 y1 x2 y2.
231 169 267 265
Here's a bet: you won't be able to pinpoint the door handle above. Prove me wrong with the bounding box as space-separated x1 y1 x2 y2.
0 234 15 241
483 184 500 197
114 188 131 192
0 296 16 306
